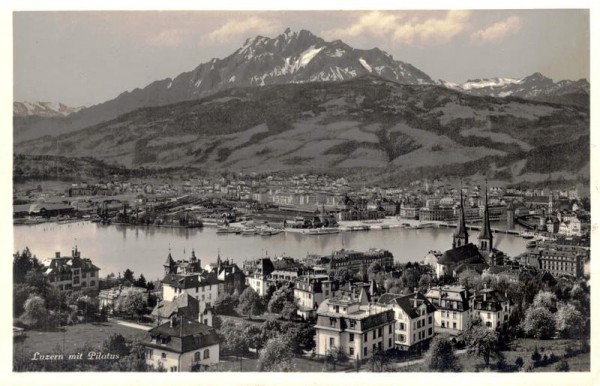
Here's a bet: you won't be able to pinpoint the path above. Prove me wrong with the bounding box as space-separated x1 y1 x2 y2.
108 318 152 331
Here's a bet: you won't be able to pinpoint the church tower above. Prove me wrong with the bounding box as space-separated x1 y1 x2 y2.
478 181 493 254
453 185 469 249
164 252 176 275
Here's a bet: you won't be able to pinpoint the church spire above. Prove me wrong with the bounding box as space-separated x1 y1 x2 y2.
478 180 493 253
453 182 468 249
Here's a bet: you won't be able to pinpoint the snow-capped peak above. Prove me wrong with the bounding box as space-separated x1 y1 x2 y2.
14 101 85 118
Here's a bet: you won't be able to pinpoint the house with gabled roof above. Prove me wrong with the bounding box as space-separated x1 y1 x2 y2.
142 316 219 372
377 291 436 351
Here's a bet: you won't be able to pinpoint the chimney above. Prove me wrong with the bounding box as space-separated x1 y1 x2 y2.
55 251 60 258
413 290 418 309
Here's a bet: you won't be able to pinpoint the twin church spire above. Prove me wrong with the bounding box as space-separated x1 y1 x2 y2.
453 181 493 253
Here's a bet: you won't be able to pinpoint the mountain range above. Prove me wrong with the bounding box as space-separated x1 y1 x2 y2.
13 29 590 185
15 75 589 186
13 101 84 118
14 29 588 143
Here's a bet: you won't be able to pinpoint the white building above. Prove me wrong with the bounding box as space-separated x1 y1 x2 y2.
425 285 473 336
143 317 219 372
377 292 436 351
314 291 396 360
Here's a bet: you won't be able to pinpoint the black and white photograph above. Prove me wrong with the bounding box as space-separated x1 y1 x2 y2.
6 2 596 382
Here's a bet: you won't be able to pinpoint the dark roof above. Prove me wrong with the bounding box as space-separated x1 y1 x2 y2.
473 289 508 311
161 273 219 289
438 243 484 265
377 292 436 318
146 318 219 353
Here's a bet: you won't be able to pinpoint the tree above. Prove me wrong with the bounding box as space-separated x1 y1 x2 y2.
135 274 147 288
400 268 420 292
13 284 35 317
458 270 483 291
115 289 146 319
102 333 131 357
368 349 392 372
532 290 557 310
75 295 99 322
237 287 264 319
20 295 49 329
464 317 501 368
258 337 294 371
243 324 264 355
279 300 297 320
522 307 556 339
219 320 249 355
424 335 460 372
515 356 524 371
267 287 294 314
123 269 135 284
555 302 583 338
13 248 35 284
367 261 383 277
214 293 238 315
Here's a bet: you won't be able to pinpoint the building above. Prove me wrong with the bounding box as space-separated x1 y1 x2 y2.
472 285 512 330
151 293 200 325
425 285 473 336
42 247 100 293
161 272 219 327
244 258 275 296
143 316 219 372
294 274 337 320
206 255 246 295
99 285 146 313
377 292 436 351
436 244 488 278
314 292 396 360
531 246 586 279
326 248 394 275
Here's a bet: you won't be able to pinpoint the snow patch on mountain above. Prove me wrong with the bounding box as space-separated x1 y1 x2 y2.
358 58 372 73
14 101 85 118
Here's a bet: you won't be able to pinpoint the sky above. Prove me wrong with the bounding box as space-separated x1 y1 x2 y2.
13 9 590 107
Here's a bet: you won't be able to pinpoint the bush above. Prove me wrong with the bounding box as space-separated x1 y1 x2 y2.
555 360 570 372
531 347 541 363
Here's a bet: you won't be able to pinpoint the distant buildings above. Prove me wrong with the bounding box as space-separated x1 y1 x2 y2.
325 248 394 274
314 290 395 360
41 247 100 293
143 316 219 372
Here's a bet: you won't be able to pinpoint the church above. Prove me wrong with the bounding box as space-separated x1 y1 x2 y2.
436 184 505 278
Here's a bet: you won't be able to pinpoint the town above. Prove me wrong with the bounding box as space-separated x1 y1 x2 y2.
13 182 591 372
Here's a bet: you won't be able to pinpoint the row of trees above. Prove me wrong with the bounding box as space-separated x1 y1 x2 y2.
214 286 298 321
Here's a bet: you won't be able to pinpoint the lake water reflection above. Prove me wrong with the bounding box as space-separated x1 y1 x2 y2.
14 222 528 281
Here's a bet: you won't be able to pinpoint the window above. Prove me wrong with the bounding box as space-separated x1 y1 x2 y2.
417 320 420 329
330 318 336 327
194 352 200 362
90 271 95 277
388 338 392 347
349 347 354 356
428 327 433 336
378 342 382 350
145 349 153 358
364 334 368 342
161 353 167 360
397 334 405 342
441 321 445 328
378 328 382 338
486 321 492 327
452 322 456 329
90 281 95 287
170 366 177 372
428 316 432 324
203 349 210 359
487 313 491 319
388 325 392 334
364 347 367 356
349 333 354 342
350 320 356 328
399 322 405 331
372 330 376 339
82 272 87 278
330 337 334 347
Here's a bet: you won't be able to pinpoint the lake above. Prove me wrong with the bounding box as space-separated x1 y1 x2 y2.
14 222 528 281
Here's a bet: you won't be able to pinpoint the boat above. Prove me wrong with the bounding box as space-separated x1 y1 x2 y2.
526 240 538 249
415 223 436 229
401 223 412 228
349 225 370 231
520 230 535 239
241 227 256 236
258 227 283 236
305 227 341 235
